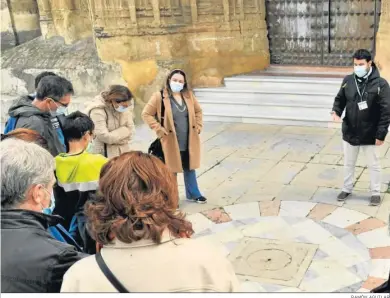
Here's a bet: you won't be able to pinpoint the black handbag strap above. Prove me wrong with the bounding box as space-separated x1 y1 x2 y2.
103 109 108 157
160 90 165 128
95 252 129 293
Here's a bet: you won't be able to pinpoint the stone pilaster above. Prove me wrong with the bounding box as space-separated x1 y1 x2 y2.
37 0 57 38
375 1 390 81
0 0 17 50
8 0 41 44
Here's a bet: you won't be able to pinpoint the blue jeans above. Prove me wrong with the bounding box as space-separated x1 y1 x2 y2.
183 169 202 200
177 151 202 200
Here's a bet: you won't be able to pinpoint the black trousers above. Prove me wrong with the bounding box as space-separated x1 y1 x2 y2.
180 150 190 171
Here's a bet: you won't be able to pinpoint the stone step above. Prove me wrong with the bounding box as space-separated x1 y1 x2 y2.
194 71 343 127
255 65 350 78
200 101 332 121
194 88 335 107
225 75 342 83
223 75 342 93
203 114 341 128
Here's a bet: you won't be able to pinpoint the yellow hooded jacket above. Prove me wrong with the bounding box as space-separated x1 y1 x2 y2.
54 151 107 230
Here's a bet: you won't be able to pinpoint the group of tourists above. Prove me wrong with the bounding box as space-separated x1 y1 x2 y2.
1 69 227 293
1 48 390 293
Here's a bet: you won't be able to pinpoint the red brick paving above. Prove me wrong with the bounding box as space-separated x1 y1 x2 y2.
345 218 386 235
201 208 232 224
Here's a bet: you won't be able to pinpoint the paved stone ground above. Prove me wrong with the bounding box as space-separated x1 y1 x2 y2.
132 122 390 293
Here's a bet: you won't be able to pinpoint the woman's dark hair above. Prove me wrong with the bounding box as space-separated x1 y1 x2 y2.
102 85 133 104
353 49 372 62
1 128 49 151
63 111 95 142
166 69 189 95
85 151 194 245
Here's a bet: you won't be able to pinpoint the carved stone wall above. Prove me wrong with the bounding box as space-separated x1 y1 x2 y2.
375 1 390 81
37 0 92 44
1 0 41 50
91 0 270 115
2 1 388 122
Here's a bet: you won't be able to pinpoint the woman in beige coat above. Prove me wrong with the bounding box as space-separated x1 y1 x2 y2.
84 85 134 158
142 69 206 204
60 151 239 292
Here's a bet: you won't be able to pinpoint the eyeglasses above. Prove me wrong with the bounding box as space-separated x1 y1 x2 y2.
48 98 68 107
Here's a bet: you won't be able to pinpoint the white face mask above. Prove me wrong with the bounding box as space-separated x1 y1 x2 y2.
170 81 184 93
354 65 369 78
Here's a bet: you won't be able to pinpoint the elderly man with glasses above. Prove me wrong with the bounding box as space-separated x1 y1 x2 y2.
1 139 86 293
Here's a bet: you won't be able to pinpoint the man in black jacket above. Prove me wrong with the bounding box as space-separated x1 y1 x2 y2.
1 139 86 292
332 49 390 206
7 75 73 156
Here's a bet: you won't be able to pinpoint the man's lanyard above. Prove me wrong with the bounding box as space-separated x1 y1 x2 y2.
354 77 367 102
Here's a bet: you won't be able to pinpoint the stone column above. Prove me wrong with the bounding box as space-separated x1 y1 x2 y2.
376 1 390 80
190 0 197 23
127 0 137 25
8 0 41 45
37 0 57 38
151 0 161 25
222 0 229 22
0 0 17 49
238 0 244 20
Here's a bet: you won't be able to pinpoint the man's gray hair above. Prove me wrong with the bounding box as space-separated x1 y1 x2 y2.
1 139 55 209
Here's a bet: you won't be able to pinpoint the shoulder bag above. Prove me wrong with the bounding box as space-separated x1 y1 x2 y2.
148 90 165 162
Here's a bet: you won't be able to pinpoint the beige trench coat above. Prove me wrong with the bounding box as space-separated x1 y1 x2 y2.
84 94 135 159
61 232 239 292
142 89 203 173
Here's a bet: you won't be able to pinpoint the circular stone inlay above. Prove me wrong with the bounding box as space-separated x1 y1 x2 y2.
246 248 292 271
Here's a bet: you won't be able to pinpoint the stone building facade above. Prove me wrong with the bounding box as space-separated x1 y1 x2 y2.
1 0 389 120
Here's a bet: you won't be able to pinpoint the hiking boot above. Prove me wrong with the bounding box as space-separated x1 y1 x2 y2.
337 191 351 202
187 196 207 204
370 195 381 206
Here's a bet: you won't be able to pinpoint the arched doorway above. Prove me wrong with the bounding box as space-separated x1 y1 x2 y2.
265 0 382 66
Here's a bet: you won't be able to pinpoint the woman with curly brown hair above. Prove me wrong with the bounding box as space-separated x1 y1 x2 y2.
60 151 239 293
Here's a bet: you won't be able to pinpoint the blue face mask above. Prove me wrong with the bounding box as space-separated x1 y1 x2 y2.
50 100 68 116
170 81 184 93
56 106 68 115
43 191 56 215
354 66 368 78
115 106 129 113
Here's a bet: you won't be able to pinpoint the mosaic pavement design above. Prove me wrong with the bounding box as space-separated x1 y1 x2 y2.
131 122 390 292
187 201 390 293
